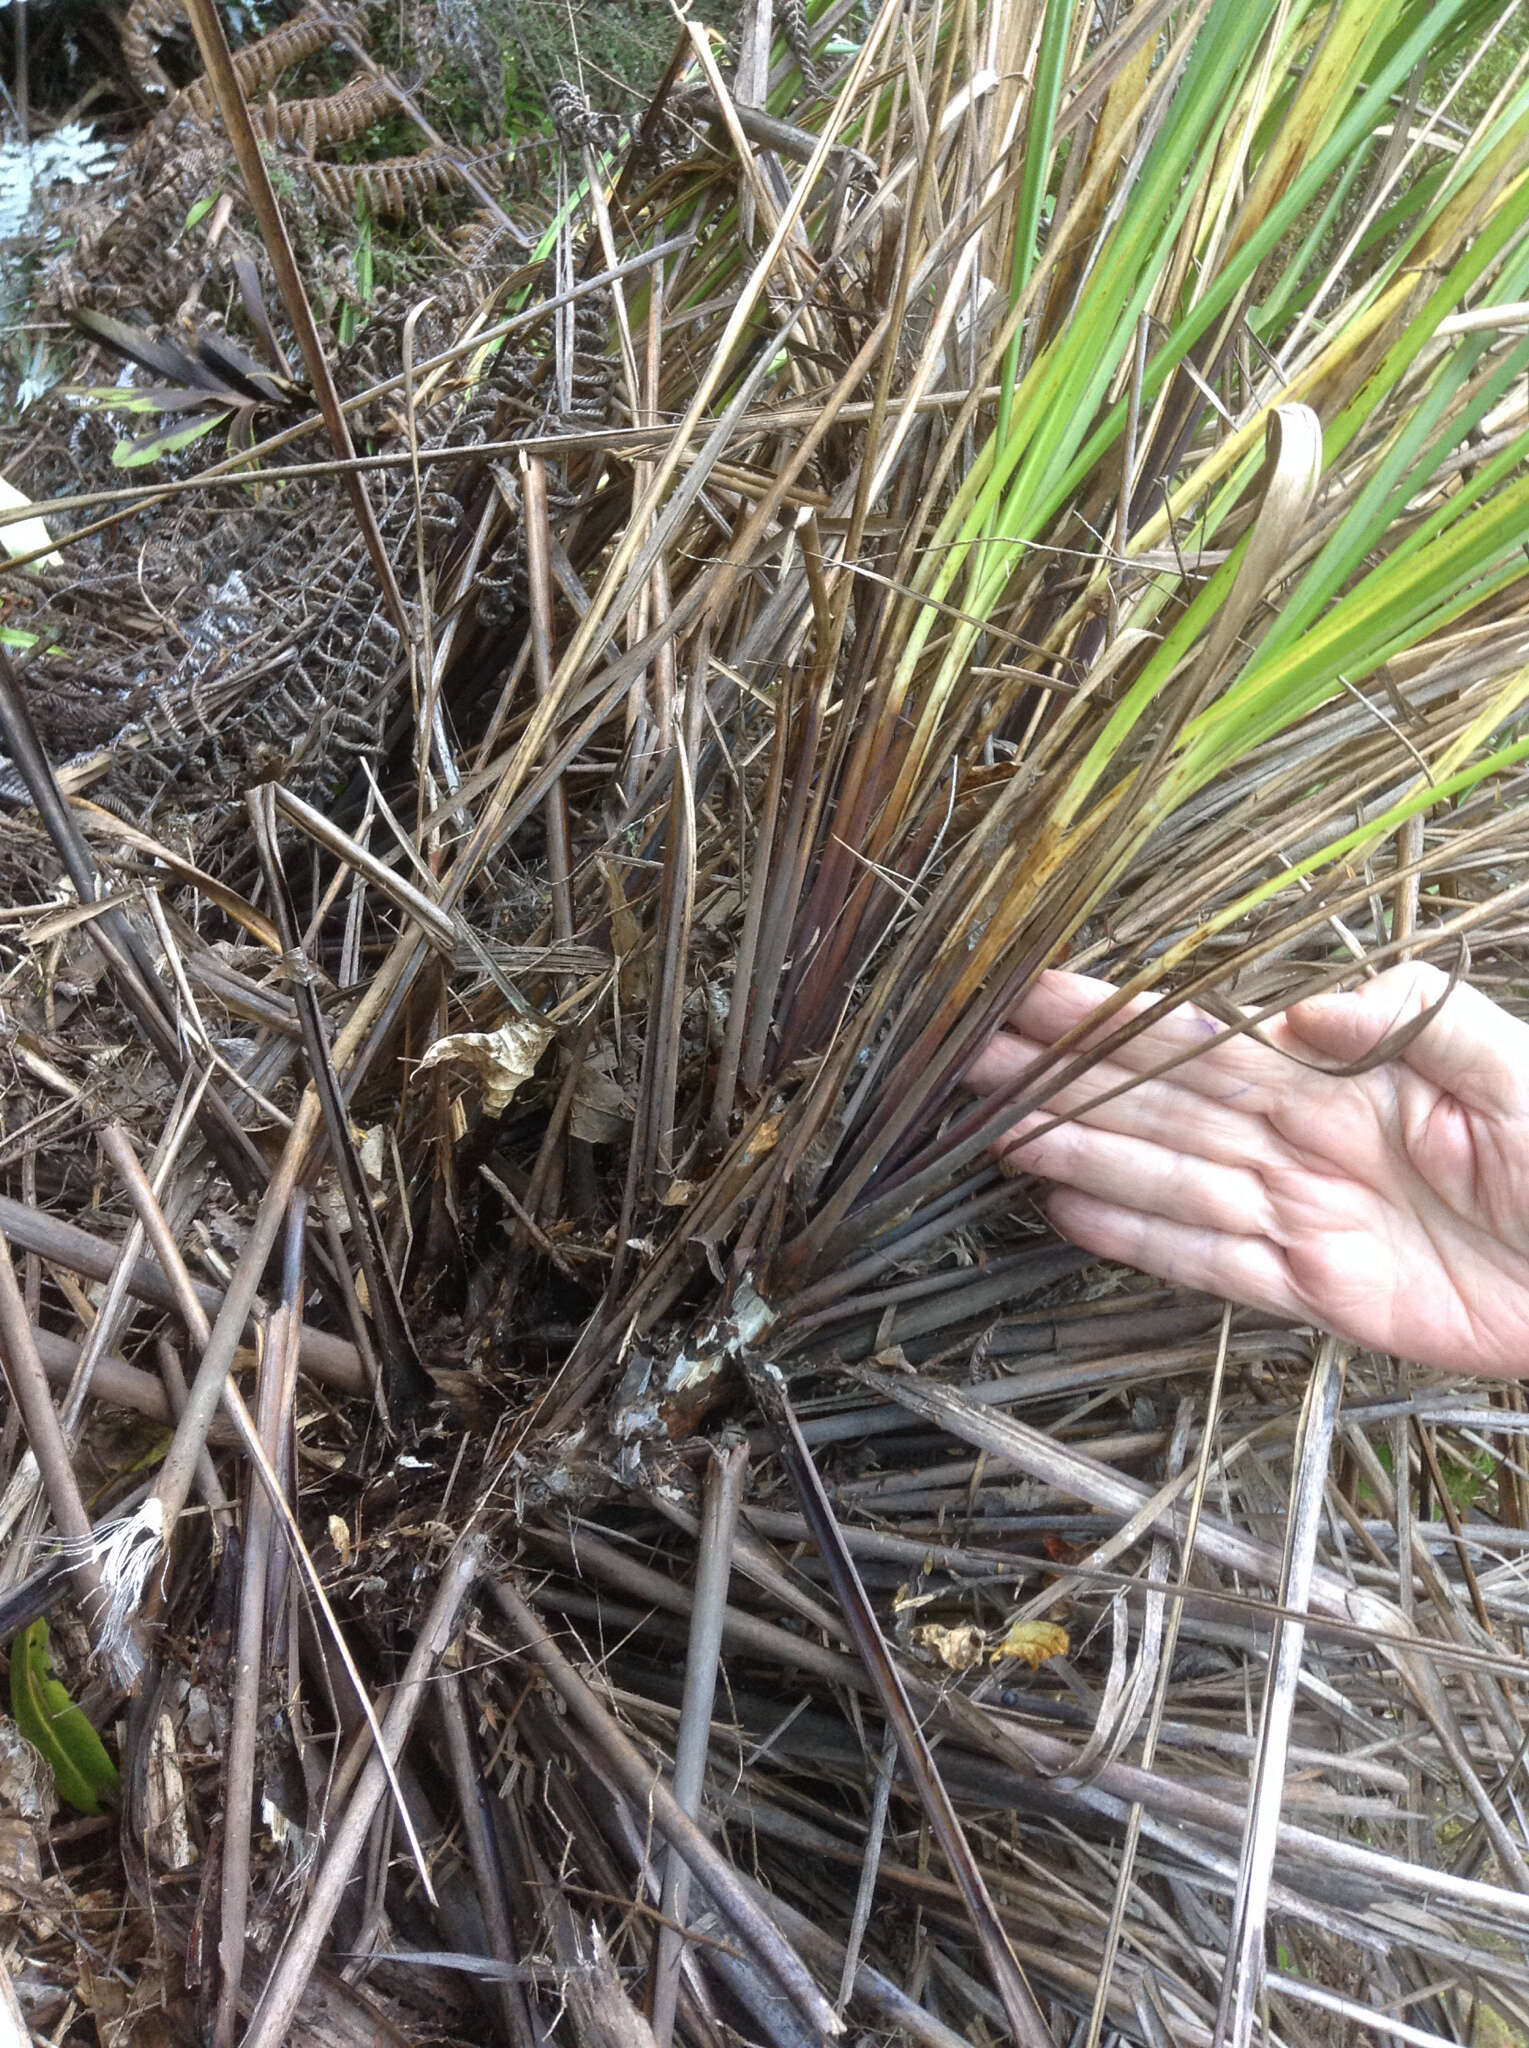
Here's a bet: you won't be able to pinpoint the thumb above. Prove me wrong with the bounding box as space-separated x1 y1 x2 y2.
1284 964 1529 1115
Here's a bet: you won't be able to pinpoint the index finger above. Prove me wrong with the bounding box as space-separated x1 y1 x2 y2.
1011 969 1307 1109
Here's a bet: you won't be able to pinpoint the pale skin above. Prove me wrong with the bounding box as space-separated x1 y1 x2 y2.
967 962 1529 1377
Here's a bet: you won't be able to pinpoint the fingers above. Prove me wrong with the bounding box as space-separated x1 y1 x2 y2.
1045 1188 1306 1325
966 1030 1051 1098
999 1116 1278 1237
974 1029 1279 1171
1285 963 1529 1116
1008 970 1303 1109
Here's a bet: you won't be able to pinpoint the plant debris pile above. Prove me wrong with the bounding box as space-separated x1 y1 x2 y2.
1 1 1529 2044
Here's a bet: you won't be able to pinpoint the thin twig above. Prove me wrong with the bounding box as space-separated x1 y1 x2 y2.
488 1575 844 2041
0 1231 111 1645
0 1192 363 1393
180 0 411 638
214 1192 308 2048
1215 1339 1347 2048
439 1673 541 2048
651 1441 749 2048
241 1534 485 2048
837 1723 896 2011
746 1358 1053 2048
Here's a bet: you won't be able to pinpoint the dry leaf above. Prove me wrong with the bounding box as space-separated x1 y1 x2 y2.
356 1125 388 1199
742 1112 783 1162
416 1017 552 1114
0 1717 52 1823
0 1949 34 2044
144 1713 196 1870
571 1055 631 1143
912 1622 984 1672
0 1815 42 1909
991 1620 1069 1669
600 855 649 1001
328 1515 352 1568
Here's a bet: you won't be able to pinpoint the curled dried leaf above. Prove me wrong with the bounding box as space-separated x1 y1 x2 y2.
912 1622 985 1672
416 1018 553 1114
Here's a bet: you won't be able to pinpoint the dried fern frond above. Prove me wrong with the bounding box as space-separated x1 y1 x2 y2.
302 145 500 222
120 0 188 95
252 72 398 153
133 2 373 139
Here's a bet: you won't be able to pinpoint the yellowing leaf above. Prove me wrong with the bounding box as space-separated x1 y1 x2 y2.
112 410 228 470
416 1017 553 1114
991 1620 1069 1669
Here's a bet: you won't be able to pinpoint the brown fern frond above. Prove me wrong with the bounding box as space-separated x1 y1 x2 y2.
236 3 372 88
121 0 182 96
164 4 372 128
253 74 397 153
302 152 453 221
303 141 522 221
452 209 521 272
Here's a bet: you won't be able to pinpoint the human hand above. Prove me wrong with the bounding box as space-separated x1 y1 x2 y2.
966 962 1529 1376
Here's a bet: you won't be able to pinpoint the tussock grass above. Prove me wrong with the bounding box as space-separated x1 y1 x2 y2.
2 0 1529 2041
